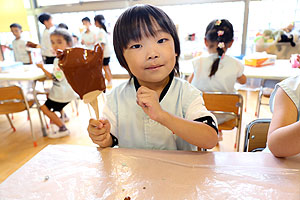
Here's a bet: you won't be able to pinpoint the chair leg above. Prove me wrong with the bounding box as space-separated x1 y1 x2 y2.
6 114 16 132
255 87 263 117
27 111 37 147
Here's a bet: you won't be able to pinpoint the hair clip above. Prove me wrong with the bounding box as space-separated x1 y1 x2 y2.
215 20 222 26
218 42 225 49
217 30 224 36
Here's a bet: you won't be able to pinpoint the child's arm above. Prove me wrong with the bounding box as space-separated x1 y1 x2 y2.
187 73 194 83
268 87 300 157
237 74 247 84
137 86 218 149
36 63 52 79
87 118 113 147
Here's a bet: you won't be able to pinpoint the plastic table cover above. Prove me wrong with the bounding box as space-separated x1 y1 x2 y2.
0 144 299 200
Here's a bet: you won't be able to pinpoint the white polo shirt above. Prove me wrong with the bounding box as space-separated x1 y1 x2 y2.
12 38 30 64
103 74 218 151
191 54 244 92
41 27 55 57
48 58 77 103
96 28 112 58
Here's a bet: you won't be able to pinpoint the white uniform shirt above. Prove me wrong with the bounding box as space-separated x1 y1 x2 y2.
41 27 55 57
191 54 244 92
81 31 96 50
103 75 218 151
264 75 300 153
48 58 77 103
96 28 112 58
12 38 30 64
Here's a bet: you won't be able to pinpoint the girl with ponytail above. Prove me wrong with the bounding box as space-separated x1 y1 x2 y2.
188 19 246 140
188 19 246 93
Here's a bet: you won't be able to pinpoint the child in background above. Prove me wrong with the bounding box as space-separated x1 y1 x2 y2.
188 19 246 92
37 28 77 138
81 17 96 50
87 4 218 150
188 19 246 139
57 23 68 30
38 13 56 64
72 34 80 47
94 14 113 88
9 23 32 64
265 75 300 157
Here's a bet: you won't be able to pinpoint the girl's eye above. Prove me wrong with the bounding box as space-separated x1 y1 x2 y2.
158 38 168 43
130 44 142 49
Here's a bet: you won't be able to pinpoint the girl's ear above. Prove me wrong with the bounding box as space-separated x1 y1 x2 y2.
68 42 73 47
204 38 209 47
227 40 234 48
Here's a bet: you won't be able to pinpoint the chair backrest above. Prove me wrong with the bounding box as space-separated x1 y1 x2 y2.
0 85 30 114
202 92 243 130
0 85 24 101
244 118 271 152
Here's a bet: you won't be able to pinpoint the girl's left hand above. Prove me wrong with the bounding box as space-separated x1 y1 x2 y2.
136 86 164 122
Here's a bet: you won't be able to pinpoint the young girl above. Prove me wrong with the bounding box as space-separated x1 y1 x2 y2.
94 14 113 88
87 4 218 150
188 19 246 92
37 28 77 138
265 75 300 157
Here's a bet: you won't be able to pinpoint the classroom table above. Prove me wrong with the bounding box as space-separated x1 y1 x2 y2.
0 64 53 137
1 145 299 199
180 59 300 80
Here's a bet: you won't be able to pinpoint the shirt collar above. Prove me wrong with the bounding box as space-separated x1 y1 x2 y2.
133 71 174 102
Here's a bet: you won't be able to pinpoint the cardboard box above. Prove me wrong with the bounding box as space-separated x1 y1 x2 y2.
244 53 276 67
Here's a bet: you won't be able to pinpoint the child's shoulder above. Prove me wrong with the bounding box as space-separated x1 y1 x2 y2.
106 79 133 98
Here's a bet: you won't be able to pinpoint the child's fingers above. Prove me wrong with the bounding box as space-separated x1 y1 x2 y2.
88 125 107 136
89 118 104 128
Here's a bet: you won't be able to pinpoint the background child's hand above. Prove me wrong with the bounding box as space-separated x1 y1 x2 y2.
36 63 44 69
87 118 112 148
136 86 164 122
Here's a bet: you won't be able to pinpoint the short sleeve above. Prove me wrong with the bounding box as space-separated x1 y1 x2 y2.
236 59 244 78
270 75 300 113
180 81 218 129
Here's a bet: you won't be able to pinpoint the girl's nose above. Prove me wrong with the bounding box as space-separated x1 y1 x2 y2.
147 49 160 60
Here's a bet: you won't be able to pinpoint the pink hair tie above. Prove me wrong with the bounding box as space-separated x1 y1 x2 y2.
217 30 224 36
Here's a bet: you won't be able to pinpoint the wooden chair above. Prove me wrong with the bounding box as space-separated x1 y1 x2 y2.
244 118 271 152
0 85 37 147
202 92 243 151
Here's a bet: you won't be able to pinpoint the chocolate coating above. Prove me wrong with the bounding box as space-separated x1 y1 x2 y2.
57 44 106 99
26 41 38 48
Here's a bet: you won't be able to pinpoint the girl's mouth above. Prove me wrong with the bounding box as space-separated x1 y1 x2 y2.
145 65 163 70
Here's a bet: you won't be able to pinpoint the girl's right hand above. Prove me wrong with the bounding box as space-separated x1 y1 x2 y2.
87 118 112 148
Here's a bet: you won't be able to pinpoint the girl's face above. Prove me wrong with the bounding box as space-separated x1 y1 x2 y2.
50 35 69 53
95 21 101 28
123 28 177 86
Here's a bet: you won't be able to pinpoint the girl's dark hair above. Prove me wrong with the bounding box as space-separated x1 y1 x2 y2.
50 28 73 47
205 19 234 77
113 4 180 77
94 14 107 33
